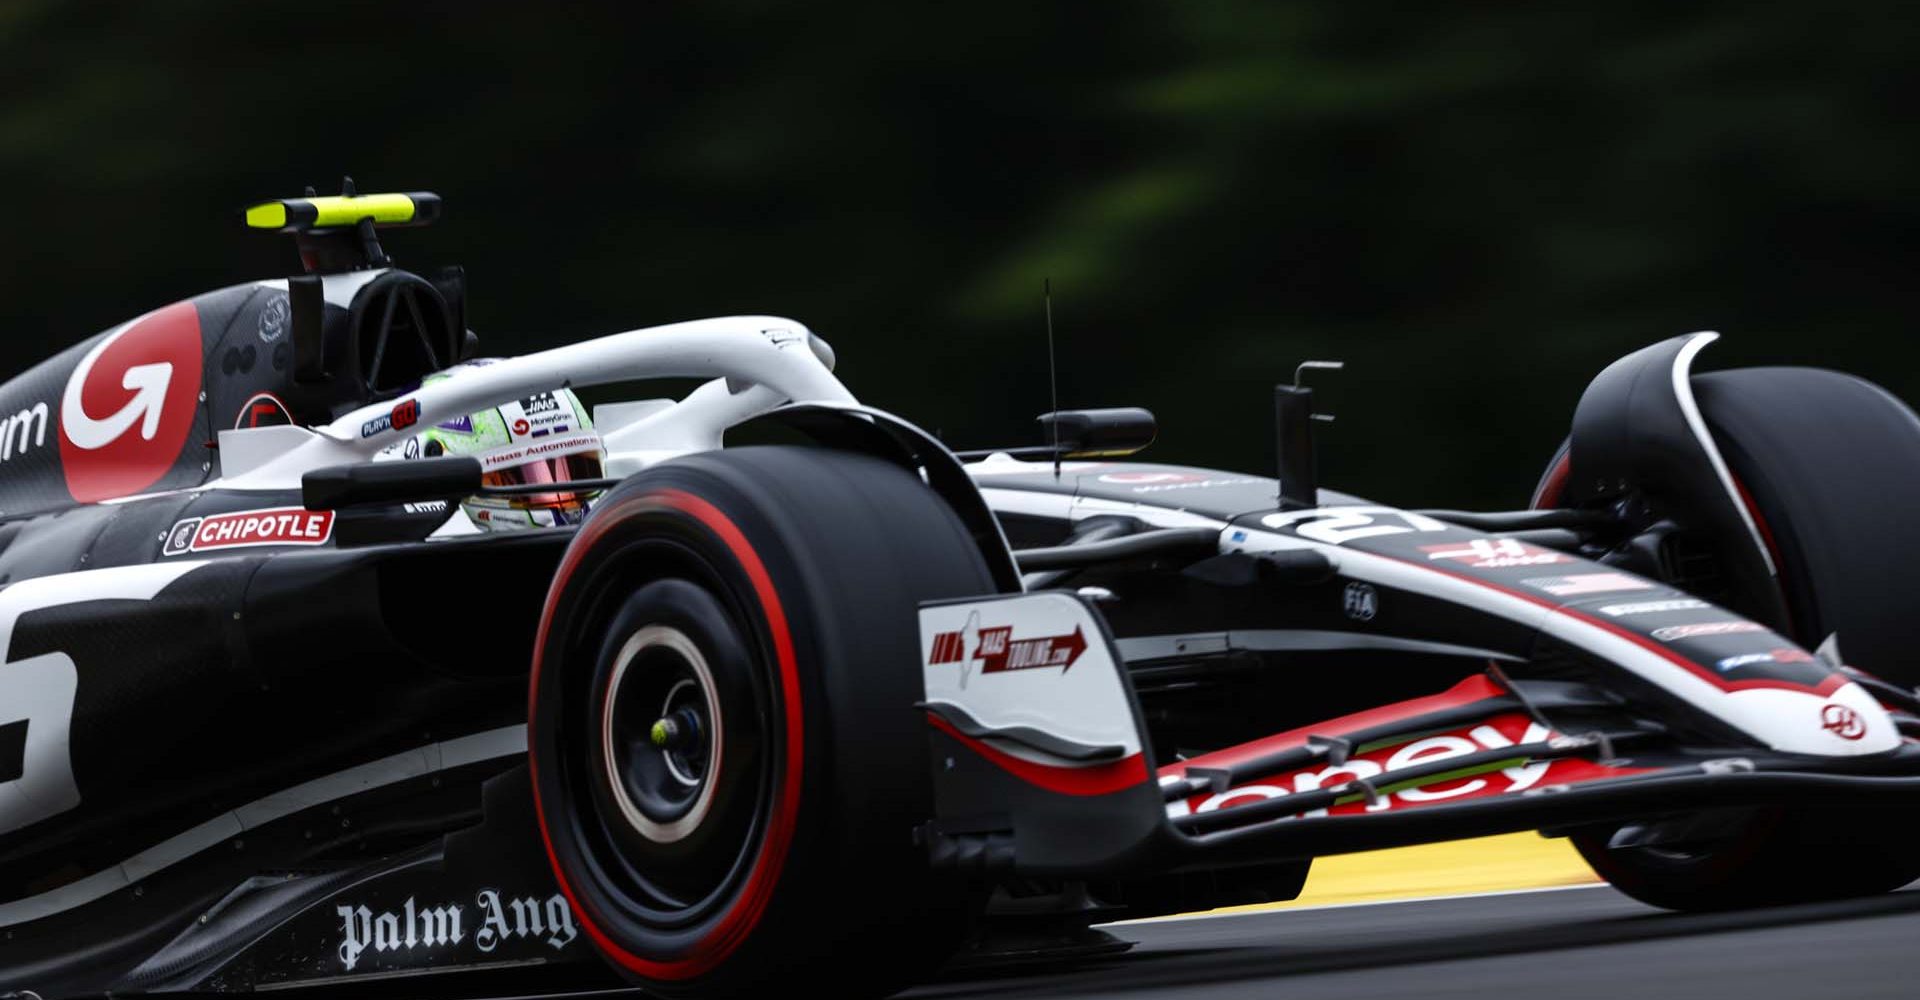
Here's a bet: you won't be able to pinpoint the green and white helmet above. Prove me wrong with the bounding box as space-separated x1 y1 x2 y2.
386 361 606 531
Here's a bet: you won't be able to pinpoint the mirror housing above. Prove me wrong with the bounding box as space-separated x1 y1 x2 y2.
303 455 482 510
1035 407 1157 458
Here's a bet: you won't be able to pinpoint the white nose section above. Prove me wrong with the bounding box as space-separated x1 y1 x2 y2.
1722 681 1900 756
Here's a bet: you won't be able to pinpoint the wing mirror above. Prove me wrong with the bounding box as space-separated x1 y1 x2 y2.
303 456 482 510
1035 407 1157 458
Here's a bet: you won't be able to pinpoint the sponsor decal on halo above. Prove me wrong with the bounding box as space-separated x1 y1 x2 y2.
927 610 1088 687
162 507 334 556
390 398 420 432
334 890 578 972
359 396 420 438
1650 621 1765 642
1521 573 1654 597
1420 539 1569 569
1595 598 1711 617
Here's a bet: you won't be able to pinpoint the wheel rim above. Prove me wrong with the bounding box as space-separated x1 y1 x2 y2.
601 625 724 845
533 488 818 980
573 565 775 924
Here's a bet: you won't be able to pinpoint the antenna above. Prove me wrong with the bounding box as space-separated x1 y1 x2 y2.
1045 278 1061 479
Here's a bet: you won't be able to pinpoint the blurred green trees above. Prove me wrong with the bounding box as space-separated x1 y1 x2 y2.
4 2 1917 507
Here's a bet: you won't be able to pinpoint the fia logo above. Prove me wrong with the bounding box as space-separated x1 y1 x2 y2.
1343 582 1378 622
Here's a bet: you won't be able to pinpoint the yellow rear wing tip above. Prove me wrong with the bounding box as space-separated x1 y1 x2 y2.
243 191 442 233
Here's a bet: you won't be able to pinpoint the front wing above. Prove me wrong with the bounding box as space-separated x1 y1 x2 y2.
917 590 1920 879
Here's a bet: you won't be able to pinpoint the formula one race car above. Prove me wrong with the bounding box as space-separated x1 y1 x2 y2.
4 189 1920 999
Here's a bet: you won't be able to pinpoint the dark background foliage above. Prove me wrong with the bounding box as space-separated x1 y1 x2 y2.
4 3 1916 508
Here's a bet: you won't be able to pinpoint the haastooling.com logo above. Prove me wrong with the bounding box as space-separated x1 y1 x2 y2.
926 610 1088 688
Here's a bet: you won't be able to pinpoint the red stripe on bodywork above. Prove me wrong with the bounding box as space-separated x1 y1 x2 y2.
1165 674 1507 775
929 713 1148 796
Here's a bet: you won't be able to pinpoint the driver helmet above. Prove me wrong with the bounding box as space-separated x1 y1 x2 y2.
388 362 605 531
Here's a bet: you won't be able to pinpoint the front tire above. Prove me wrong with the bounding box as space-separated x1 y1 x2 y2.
1538 365 1920 911
529 446 997 997
1691 367 1920 686
1571 808 1918 911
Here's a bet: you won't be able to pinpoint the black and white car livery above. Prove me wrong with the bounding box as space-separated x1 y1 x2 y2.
4 188 1920 998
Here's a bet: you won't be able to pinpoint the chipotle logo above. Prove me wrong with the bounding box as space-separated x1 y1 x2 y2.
162 507 334 556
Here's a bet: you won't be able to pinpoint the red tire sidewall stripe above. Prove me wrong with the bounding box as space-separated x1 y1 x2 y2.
1531 448 1572 510
1729 473 1799 638
528 487 806 982
1171 674 1506 773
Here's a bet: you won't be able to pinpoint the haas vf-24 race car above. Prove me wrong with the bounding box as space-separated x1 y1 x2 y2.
3 190 1920 998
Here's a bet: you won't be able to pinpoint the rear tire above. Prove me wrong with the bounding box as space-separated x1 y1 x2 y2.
529 446 997 997
1538 366 1920 910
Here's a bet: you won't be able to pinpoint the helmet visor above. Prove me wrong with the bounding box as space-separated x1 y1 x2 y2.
481 451 605 509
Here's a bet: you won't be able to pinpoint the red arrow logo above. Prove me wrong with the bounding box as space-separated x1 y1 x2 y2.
929 614 1089 686
974 624 1087 674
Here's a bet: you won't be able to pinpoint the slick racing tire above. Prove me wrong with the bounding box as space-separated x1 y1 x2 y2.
1535 366 1920 910
1570 807 1918 912
1689 367 1920 686
1534 366 1920 683
529 446 997 998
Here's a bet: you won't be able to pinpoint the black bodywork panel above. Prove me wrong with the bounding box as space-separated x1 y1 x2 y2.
1564 333 1788 628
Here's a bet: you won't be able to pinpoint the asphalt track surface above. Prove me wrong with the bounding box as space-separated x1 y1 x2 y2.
911 885 1920 1000
490 882 1920 1000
